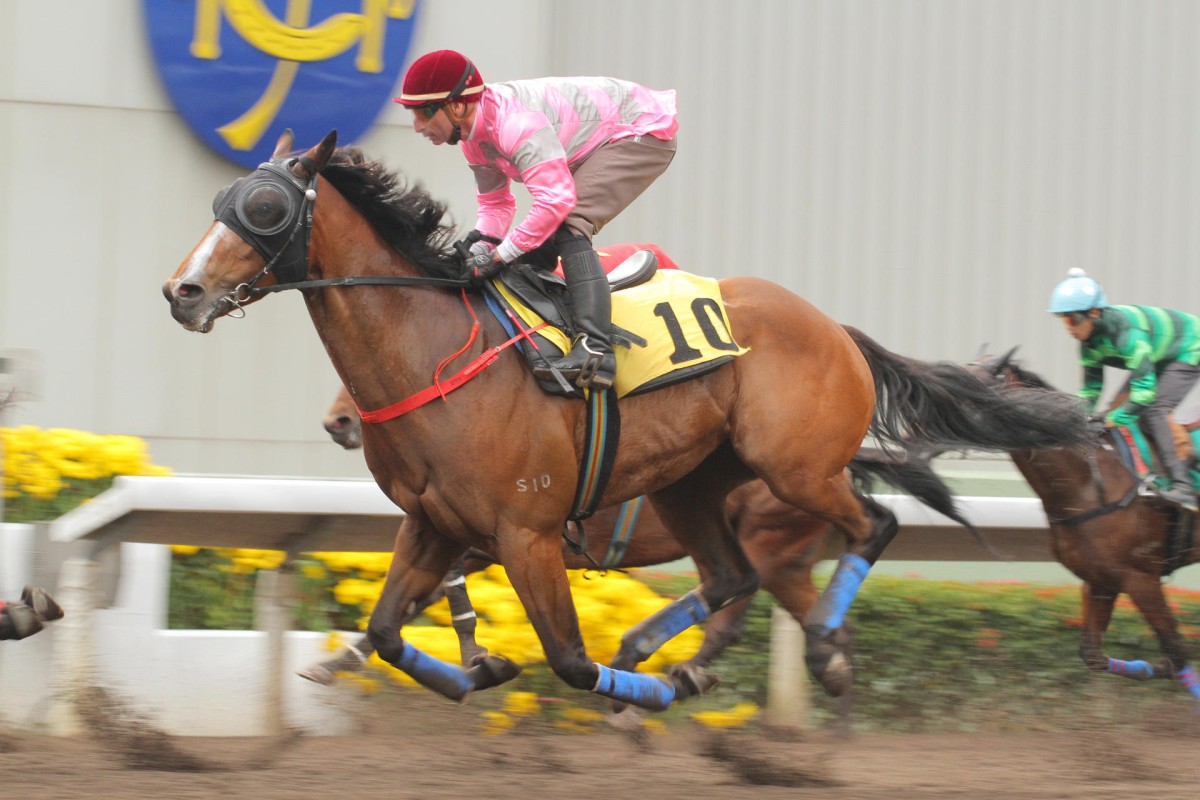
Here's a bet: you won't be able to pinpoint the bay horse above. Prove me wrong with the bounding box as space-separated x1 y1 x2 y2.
304 385 994 690
162 130 1091 711
970 351 1200 704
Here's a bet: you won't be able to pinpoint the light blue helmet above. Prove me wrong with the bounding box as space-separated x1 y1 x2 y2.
1047 268 1108 313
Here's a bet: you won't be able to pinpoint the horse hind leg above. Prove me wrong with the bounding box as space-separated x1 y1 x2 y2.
611 446 759 699
298 555 488 684
680 597 752 671
737 510 855 697
1120 575 1200 700
368 519 519 701
792 484 897 695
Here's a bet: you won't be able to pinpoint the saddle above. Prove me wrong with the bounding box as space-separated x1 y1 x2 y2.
498 248 659 349
485 248 748 399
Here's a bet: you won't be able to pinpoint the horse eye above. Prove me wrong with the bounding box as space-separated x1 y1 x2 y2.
240 184 290 233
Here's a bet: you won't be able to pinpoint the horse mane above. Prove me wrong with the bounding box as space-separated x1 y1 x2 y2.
319 147 462 280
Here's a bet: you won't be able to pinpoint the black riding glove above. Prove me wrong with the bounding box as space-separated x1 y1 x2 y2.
1086 415 1110 437
465 252 506 285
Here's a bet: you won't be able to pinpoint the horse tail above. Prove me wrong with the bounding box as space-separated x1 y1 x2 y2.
848 447 1011 561
843 325 1091 453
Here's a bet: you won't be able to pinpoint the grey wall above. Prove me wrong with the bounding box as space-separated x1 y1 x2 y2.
3 0 1199 479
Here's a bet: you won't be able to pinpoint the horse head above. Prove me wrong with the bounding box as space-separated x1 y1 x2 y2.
967 345 1023 387
162 129 338 332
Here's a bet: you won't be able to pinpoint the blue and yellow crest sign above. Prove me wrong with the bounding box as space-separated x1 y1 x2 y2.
144 0 420 167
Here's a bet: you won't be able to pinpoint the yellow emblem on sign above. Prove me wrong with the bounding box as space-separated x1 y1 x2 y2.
189 0 416 150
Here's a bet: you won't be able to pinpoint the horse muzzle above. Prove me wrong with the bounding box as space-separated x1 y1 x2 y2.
162 278 225 333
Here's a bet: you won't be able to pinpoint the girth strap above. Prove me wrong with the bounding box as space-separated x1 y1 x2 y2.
561 388 621 566
570 388 620 521
1047 430 1139 526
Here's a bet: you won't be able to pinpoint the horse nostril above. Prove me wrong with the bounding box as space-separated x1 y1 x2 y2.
168 281 206 306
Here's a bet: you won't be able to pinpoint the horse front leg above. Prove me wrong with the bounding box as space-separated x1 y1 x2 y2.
1077 582 1136 676
367 518 519 701
499 526 678 711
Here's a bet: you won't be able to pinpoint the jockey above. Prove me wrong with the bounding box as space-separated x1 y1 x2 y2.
1048 268 1200 511
0 586 64 641
394 50 679 390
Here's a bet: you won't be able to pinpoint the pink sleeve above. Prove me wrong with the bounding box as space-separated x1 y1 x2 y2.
474 185 516 243
504 158 577 255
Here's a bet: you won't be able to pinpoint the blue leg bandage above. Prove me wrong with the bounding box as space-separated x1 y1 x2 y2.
810 553 871 634
592 663 676 711
1106 658 1155 679
397 640 474 701
620 588 711 663
1177 665 1200 701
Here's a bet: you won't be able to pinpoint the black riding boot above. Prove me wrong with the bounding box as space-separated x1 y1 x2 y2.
1143 413 1199 511
533 247 616 389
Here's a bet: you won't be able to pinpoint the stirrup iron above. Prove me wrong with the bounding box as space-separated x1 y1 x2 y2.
573 335 608 387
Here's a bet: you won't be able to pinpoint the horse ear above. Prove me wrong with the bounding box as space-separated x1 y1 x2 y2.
974 342 990 359
295 130 338 178
272 129 295 158
998 345 1020 367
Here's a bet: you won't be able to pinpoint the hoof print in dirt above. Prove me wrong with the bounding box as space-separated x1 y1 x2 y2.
701 731 841 788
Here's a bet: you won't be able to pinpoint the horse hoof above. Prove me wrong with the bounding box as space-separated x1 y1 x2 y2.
296 664 335 685
670 664 720 699
467 655 522 690
464 647 492 667
808 650 854 697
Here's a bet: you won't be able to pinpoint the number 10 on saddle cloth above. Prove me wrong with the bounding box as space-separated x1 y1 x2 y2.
493 268 750 397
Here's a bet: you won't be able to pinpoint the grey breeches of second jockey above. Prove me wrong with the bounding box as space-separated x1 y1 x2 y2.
1123 362 1200 422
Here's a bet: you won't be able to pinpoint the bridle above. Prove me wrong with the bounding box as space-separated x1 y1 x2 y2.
212 156 319 312
210 155 467 316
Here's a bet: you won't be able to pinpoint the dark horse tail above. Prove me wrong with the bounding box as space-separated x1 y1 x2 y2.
843 326 1091 453
849 447 1009 560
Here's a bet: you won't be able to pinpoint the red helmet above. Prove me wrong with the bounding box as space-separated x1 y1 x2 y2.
394 50 484 109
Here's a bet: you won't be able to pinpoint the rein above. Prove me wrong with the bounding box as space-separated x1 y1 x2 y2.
243 273 467 297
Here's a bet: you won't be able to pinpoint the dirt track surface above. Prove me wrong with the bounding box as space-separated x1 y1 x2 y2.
3 688 1199 800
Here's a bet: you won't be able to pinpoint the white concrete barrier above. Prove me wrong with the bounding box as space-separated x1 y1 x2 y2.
2 475 1056 736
